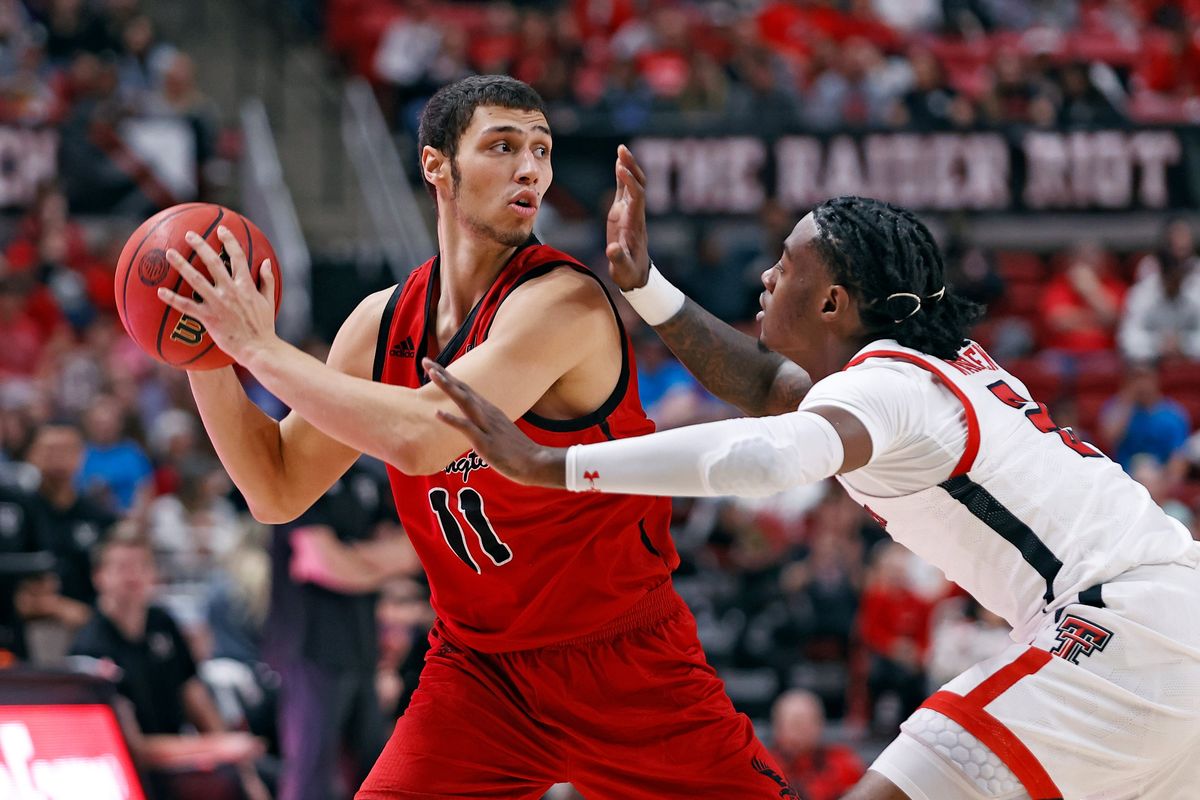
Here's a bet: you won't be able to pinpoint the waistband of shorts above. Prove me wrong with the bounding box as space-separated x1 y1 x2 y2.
548 580 683 648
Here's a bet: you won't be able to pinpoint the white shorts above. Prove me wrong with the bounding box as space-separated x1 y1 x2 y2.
872 556 1200 800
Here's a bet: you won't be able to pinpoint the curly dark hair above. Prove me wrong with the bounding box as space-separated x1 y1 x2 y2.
416 75 547 202
810 196 985 359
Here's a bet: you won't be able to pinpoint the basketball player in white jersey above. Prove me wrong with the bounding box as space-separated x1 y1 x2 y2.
423 147 1200 800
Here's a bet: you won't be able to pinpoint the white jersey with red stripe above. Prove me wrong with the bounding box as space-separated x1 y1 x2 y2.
830 339 1196 644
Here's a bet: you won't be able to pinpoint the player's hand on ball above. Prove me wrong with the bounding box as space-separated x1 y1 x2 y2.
158 225 278 367
425 358 567 489
606 144 652 291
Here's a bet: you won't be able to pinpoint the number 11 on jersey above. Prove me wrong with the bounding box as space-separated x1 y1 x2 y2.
429 488 513 573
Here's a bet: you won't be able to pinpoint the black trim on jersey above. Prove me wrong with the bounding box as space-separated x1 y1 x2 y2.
638 519 661 558
483 261 632 433
416 237 540 386
1078 583 1104 609
940 475 1063 605
372 284 404 383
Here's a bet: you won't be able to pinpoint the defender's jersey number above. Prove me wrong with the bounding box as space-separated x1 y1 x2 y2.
428 488 513 573
987 380 1102 458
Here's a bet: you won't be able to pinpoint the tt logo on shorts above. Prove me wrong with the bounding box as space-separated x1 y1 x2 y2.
1051 614 1114 664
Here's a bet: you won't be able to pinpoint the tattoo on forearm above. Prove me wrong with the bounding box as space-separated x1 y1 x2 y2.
653 299 809 417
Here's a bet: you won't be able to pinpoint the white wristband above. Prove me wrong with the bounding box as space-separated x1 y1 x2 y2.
620 262 686 326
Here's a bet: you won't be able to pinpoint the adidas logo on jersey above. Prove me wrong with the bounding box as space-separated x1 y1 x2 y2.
391 336 416 358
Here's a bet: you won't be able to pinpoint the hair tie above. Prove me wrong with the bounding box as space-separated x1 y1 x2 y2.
885 286 946 323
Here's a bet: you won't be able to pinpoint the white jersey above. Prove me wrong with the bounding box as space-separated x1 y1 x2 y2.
830 340 1196 643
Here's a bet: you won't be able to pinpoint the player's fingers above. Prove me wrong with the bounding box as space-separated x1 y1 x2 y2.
258 260 276 304
435 409 483 437
618 144 647 187
605 241 630 268
157 287 206 319
165 248 214 299
424 359 474 406
216 225 251 284
184 231 232 286
618 167 645 211
612 157 629 204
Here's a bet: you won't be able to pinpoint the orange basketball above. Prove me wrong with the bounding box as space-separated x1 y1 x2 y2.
114 203 282 370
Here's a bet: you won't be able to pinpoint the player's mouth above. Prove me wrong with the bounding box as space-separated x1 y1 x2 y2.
757 292 767 322
508 191 538 218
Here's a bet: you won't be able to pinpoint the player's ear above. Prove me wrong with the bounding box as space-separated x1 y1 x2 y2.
422 146 449 188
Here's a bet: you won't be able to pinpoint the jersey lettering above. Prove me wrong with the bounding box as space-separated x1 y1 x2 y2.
986 380 1103 458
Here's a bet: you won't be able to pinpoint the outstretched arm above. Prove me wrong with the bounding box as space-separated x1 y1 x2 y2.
426 359 871 497
160 229 619 513
606 145 811 417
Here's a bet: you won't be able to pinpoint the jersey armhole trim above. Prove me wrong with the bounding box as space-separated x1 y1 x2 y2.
372 283 403 383
843 350 980 476
484 261 632 433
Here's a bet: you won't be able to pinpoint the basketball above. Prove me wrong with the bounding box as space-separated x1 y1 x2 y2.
114 203 282 370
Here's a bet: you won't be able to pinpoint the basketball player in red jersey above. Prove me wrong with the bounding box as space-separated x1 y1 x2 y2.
155 76 797 798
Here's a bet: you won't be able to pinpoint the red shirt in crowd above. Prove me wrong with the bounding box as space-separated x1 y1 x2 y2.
1039 273 1126 354
858 584 934 661
772 745 866 800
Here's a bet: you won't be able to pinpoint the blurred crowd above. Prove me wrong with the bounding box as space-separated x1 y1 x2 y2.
3 1 1200 799
0 0 222 213
328 0 1200 135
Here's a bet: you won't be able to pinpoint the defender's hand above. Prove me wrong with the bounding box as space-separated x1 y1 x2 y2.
425 359 567 489
606 144 651 291
158 226 278 367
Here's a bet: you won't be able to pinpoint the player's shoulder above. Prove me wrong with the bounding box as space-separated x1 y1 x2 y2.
508 245 604 302
326 286 400 378
338 286 395 338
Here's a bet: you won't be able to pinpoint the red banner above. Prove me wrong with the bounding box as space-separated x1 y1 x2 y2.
0 704 145 800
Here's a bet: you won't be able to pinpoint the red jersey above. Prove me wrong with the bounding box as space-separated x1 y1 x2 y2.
375 241 678 652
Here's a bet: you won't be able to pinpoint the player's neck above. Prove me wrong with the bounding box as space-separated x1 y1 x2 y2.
435 218 519 326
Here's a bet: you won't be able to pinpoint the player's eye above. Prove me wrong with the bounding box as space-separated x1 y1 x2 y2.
535 145 549 157
492 141 512 153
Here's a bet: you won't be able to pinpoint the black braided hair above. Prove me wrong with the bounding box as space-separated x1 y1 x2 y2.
810 196 985 360
417 75 547 202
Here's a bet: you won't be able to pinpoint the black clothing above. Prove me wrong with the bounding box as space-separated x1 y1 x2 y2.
31 492 117 605
70 605 198 734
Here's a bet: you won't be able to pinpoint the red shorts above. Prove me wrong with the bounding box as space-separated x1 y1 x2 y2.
356 582 795 799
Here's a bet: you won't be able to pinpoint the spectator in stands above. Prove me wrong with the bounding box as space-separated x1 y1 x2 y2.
42 0 112 65
1100 362 1190 471
979 48 1054 125
147 456 243 623
0 481 58 662
144 52 219 190
803 37 897 130
726 48 799 133
890 46 975 130
926 596 1011 689
76 393 152 515
26 421 115 607
116 14 175 106
857 543 934 733
1055 61 1125 126
70 533 269 800
769 689 865 800
375 576 433 720
1039 241 1126 361
263 459 418 800
632 328 706 428
0 275 48 377
1119 219 1200 362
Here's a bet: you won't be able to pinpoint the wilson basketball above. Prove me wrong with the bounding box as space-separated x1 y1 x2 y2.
115 203 282 370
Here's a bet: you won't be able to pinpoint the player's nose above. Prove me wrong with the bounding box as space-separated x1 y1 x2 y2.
514 149 539 183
